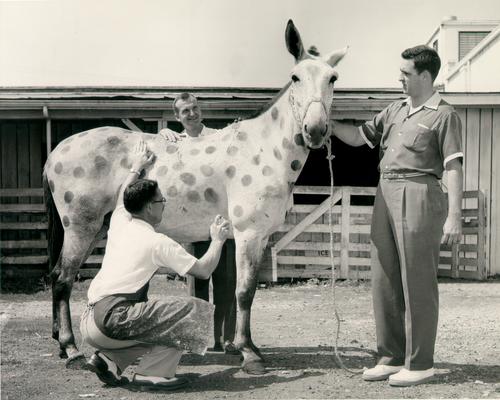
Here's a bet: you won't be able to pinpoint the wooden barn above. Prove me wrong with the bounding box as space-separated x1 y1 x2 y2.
1 87 498 282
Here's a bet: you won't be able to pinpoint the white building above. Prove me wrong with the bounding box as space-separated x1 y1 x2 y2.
426 16 500 92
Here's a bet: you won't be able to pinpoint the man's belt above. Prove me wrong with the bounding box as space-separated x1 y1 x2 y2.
381 171 428 180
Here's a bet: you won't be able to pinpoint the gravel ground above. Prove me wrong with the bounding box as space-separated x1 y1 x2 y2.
1 277 499 399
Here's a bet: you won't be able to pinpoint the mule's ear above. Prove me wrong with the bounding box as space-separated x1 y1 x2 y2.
324 46 349 67
285 19 304 62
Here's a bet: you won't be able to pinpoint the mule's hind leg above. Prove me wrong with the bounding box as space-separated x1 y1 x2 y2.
233 232 267 375
52 227 105 369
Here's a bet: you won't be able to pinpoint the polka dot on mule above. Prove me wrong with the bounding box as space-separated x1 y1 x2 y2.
233 205 243 217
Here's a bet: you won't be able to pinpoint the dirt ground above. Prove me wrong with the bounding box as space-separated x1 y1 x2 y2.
1 277 500 400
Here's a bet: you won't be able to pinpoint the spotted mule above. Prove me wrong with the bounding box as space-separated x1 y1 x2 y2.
44 19 347 374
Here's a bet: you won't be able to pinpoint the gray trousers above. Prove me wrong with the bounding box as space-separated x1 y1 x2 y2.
81 306 183 377
370 175 447 370
80 296 214 377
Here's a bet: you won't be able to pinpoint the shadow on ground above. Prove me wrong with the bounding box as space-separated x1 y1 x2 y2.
181 345 377 370
175 346 500 393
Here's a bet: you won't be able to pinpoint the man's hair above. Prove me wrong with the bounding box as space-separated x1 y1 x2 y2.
172 92 198 115
401 45 441 81
123 179 158 213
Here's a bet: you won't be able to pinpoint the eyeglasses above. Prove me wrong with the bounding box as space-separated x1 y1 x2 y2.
151 197 166 204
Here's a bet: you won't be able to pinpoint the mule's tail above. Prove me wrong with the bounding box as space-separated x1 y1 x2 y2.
43 172 63 275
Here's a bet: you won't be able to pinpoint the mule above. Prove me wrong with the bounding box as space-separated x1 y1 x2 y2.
43 19 347 374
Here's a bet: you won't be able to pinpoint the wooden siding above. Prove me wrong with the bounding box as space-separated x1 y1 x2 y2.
1 90 499 276
455 107 499 275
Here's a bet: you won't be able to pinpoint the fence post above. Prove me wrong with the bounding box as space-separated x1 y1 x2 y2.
271 248 278 282
340 187 350 279
451 243 460 278
477 190 487 279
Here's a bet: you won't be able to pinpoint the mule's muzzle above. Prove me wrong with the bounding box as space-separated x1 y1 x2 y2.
304 123 329 149
302 99 329 149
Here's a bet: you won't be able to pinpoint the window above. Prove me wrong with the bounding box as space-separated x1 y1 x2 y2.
459 31 490 60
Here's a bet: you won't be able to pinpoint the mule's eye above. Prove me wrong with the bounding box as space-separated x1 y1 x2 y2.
291 74 300 83
329 75 337 84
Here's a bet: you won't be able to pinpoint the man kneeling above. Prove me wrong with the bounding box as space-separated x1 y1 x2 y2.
80 140 229 391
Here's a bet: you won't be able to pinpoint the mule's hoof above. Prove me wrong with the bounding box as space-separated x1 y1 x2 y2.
65 353 87 369
242 360 266 375
59 348 68 359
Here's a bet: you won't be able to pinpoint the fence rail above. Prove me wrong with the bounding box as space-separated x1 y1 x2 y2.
0 188 106 275
1 186 488 281
266 186 487 281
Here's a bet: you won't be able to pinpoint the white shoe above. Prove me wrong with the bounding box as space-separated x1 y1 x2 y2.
363 364 403 381
131 374 189 391
389 367 435 386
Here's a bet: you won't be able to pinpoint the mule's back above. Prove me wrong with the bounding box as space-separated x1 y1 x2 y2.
44 127 145 233
44 126 240 240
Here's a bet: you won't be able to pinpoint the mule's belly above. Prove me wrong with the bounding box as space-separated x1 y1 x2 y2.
157 200 230 243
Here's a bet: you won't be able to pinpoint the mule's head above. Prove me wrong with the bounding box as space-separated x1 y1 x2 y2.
286 20 348 149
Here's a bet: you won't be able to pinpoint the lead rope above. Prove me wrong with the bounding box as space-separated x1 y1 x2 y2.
325 136 362 376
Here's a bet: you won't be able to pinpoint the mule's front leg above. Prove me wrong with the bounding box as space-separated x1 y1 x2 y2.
234 232 267 375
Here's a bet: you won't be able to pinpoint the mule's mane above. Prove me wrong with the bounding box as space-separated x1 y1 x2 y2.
245 81 292 120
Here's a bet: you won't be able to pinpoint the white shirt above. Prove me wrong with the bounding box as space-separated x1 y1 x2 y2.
406 91 441 116
180 124 218 138
87 206 197 303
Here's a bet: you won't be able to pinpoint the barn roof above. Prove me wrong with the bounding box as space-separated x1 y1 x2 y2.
0 87 498 120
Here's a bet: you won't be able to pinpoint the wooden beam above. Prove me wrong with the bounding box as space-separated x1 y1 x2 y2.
1 240 47 249
0 188 44 196
43 106 52 154
157 119 169 132
274 188 342 253
340 187 351 280
0 204 46 213
1 255 48 264
121 119 143 132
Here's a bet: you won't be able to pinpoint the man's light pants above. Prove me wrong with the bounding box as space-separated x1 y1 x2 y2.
80 307 182 378
371 175 447 370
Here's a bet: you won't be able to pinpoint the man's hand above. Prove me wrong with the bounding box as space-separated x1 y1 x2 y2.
159 128 182 143
116 140 154 206
131 139 155 172
209 215 230 242
441 213 462 246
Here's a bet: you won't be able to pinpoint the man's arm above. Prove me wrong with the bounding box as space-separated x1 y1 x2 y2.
442 159 463 246
331 121 366 147
187 215 230 280
116 139 154 207
158 128 182 143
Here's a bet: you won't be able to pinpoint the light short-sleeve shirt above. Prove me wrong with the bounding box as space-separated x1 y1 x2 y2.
359 92 463 179
87 206 197 304
180 125 218 139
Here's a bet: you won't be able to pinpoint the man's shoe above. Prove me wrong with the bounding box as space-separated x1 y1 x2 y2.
208 343 224 352
130 374 189 391
85 351 129 386
363 364 403 381
223 341 241 355
389 368 435 386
